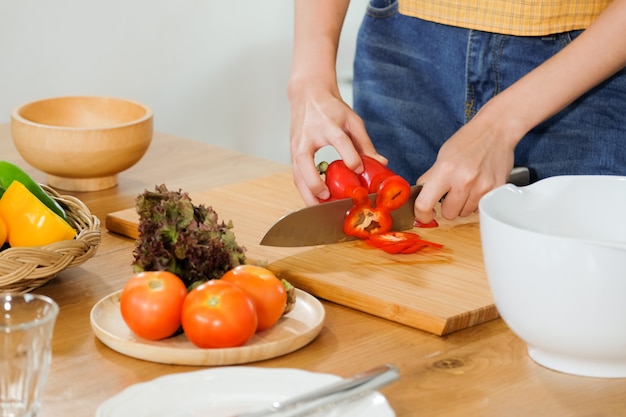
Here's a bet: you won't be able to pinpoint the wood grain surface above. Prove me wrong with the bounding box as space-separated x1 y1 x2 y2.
3 124 625 417
106 171 498 335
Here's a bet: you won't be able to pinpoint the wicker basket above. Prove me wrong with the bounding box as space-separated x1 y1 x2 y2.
0 184 101 294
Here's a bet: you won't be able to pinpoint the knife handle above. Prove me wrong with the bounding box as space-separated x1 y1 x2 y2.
508 166 530 186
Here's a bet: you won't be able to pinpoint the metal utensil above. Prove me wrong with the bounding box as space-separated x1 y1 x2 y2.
260 167 530 247
229 364 400 417
259 183 422 247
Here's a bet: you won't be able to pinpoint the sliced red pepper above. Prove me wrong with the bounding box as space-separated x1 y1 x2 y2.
358 155 395 193
414 218 439 228
343 175 411 240
366 231 422 246
365 231 443 254
330 156 427 243
365 237 418 254
344 206 393 239
343 188 393 239
385 242 421 254
375 175 411 211
400 242 429 254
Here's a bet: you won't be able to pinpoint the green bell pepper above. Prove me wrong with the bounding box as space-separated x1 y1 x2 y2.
0 161 68 221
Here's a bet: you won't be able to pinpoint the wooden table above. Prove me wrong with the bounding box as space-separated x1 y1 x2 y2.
1 124 624 416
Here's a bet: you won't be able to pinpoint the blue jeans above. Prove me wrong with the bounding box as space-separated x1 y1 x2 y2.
353 0 626 183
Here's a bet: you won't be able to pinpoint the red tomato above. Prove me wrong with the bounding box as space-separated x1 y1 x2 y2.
119 271 188 341
221 265 287 331
181 280 257 348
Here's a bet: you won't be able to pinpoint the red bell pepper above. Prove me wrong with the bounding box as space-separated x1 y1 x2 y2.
375 175 411 211
343 186 393 239
342 161 412 239
365 231 443 254
414 218 439 228
320 156 442 250
318 159 363 201
358 155 396 193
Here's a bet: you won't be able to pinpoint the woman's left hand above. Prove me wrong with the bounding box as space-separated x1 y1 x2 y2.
413 101 518 223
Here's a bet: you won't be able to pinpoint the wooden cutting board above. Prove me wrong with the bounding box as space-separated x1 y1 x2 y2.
105 171 498 335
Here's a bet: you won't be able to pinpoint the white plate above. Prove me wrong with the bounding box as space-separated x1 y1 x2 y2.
96 367 395 417
90 289 325 365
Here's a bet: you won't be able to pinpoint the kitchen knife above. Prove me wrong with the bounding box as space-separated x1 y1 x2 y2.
260 166 530 247
230 364 399 417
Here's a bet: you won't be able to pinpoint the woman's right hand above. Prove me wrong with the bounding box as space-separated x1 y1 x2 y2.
288 0 386 205
288 81 384 205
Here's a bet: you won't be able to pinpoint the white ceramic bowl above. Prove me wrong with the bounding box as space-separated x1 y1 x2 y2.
479 175 626 378
11 96 153 192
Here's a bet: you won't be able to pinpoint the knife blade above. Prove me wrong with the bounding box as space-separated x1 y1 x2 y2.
229 364 400 417
259 184 421 247
260 167 530 247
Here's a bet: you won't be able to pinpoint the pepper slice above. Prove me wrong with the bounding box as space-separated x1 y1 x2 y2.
375 175 411 211
343 170 412 239
343 186 393 239
414 218 439 228
365 231 443 254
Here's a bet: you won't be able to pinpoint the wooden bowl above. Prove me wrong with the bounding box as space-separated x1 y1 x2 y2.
10 96 153 192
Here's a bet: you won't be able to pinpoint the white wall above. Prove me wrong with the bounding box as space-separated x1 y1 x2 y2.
0 0 367 165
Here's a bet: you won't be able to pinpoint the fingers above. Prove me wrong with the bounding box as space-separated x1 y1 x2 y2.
292 159 328 205
413 177 446 224
291 104 380 205
414 182 477 223
414 168 507 223
346 117 389 167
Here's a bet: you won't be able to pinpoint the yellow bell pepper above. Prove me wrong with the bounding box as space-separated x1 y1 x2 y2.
0 180 76 247
0 217 6 245
0 161 68 221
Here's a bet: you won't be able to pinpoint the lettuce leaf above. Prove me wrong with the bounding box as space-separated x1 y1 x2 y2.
131 184 246 288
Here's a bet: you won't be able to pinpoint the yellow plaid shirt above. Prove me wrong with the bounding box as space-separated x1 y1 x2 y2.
399 0 612 36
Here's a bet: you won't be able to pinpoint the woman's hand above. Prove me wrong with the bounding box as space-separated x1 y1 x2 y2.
289 83 384 205
289 0 386 205
413 101 517 223
414 0 626 223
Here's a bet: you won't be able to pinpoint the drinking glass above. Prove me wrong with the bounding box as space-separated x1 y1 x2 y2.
0 293 58 417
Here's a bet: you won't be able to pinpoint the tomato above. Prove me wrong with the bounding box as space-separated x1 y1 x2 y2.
322 159 363 201
375 175 411 211
358 155 395 193
182 279 257 348
120 271 188 341
221 265 287 331
0 180 75 247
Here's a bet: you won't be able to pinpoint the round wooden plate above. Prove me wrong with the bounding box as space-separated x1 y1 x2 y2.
90 289 325 365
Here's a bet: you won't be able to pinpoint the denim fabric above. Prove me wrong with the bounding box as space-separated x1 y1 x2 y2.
353 0 626 183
